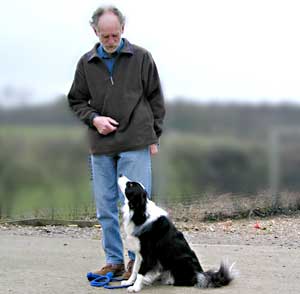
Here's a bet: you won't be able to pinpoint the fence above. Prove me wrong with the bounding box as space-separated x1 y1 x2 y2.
1 126 300 222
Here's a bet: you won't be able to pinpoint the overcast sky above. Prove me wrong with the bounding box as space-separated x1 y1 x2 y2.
0 0 299 106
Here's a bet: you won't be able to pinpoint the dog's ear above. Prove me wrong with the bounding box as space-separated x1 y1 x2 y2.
131 187 147 211
131 186 148 226
138 189 147 210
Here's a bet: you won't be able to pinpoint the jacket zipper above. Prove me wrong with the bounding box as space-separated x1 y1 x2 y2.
109 53 122 86
98 59 115 86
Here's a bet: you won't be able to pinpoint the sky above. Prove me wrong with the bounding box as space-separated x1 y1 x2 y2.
0 0 300 107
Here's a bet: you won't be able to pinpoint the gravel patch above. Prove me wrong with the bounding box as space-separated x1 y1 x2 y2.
1 213 299 249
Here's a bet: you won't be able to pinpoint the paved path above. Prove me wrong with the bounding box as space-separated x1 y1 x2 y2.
0 234 299 294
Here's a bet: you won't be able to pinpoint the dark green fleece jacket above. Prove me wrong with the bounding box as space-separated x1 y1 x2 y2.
68 39 165 155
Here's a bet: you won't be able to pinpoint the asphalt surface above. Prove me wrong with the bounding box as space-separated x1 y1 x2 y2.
0 234 299 294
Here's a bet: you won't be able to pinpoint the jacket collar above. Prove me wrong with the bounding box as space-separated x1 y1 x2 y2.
87 38 134 63
98 38 124 59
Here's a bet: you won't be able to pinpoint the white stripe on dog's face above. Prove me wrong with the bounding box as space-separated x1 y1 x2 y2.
118 175 146 198
118 175 131 197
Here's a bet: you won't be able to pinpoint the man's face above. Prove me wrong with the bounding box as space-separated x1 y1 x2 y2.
95 12 124 53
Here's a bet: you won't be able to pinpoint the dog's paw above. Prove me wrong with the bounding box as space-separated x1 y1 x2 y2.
127 285 142 292
121 280 133 286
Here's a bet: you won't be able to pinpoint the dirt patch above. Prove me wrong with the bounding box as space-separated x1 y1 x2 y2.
1 212 299 249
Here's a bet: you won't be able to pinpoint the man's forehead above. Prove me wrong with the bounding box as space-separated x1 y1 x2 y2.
98 12 121 27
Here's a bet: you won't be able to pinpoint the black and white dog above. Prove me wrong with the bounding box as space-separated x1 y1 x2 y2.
118 175 236 292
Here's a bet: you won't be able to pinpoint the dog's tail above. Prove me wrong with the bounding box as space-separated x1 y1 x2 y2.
196 260 237 288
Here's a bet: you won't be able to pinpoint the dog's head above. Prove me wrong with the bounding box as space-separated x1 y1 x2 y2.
118 175 148 225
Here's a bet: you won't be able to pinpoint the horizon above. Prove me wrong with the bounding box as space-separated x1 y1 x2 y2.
1 94 300 111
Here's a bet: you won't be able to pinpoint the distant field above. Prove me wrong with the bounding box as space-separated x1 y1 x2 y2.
0 125 85 138
0 126 91 219
1 125 299 220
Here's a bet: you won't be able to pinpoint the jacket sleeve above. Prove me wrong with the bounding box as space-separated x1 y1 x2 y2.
67 58 98 127
142 52 166 138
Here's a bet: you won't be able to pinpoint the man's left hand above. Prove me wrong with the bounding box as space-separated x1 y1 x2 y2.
150 144 159 156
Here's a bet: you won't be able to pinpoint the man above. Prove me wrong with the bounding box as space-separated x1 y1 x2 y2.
68 5 165 279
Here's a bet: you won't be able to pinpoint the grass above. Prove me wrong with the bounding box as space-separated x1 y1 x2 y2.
1 126 299 221
0 125 85 138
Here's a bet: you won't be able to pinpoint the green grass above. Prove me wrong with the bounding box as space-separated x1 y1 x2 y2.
0 125 85 138
0 125 285 220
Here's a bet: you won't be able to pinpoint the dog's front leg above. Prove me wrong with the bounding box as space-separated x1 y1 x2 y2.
127 274 144 293
121 253 142 286
127 259 151 292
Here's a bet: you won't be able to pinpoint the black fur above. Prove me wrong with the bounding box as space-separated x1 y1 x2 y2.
125 181 235 288
125 181 148 226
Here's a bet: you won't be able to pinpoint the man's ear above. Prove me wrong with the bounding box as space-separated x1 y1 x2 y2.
121 24 125 34
93 27 99 36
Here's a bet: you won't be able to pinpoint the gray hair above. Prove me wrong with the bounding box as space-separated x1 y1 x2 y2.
90 5 125 29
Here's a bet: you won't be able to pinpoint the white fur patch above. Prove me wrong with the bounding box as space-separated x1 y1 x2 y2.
126 235 140 252
128 274 144 292
196 272 209 288
160 271 174 285
118 175 129 200
143 270 161 286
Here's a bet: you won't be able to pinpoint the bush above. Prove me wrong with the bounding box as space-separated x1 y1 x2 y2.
155 134 268 202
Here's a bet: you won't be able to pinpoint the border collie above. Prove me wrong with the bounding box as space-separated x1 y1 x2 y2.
118 175 236 292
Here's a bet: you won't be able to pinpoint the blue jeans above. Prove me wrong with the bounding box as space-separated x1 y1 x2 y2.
90 147 151 265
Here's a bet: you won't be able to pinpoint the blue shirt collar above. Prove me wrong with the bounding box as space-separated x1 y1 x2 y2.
98 38 124 59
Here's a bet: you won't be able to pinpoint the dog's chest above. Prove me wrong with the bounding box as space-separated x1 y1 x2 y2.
124 221 141 252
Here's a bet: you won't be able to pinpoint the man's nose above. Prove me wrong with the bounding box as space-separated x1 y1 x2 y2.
108 36 115 43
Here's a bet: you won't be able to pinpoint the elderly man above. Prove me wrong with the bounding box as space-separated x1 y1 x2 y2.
68 5 165 278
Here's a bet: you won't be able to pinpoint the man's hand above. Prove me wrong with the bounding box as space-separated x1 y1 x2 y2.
150 144 159 156
93 116 119 135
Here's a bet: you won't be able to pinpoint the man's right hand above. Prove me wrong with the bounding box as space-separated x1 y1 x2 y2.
93 116 119 135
